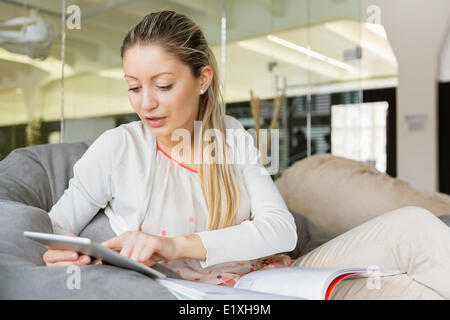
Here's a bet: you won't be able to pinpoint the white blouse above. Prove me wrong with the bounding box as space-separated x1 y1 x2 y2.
48 115 297 285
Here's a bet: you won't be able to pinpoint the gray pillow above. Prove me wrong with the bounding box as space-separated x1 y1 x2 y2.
0 200 52 267
0 199 180 299
0 142 91 212
0 149 52 211
0 263 178 300
439 214 450 226
282 210 333 259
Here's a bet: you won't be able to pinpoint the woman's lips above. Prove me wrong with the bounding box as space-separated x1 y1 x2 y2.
145 117 167 128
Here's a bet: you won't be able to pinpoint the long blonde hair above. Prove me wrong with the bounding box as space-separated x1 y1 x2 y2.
121 10 240 230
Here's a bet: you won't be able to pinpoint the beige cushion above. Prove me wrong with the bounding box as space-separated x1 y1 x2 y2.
275 154 450 237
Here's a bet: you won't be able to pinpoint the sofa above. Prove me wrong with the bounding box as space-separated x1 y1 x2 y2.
0 141 449 299
275 154 450 237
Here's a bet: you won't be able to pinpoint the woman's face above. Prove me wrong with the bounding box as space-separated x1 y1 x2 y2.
122 44 211 142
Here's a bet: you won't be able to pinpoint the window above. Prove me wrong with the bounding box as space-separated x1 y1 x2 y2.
331 102 388 172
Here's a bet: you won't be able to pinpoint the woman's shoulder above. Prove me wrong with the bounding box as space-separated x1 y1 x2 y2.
118 119 148 135
89 120 154 168
222 115 260 167
94 120 146 149
114 120 156 145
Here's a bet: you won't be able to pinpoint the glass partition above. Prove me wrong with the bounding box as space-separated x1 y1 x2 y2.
224 0 365 177
0 0 62 158
1 0 398 179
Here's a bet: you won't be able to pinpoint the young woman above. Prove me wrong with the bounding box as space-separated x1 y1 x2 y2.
43 10 450 299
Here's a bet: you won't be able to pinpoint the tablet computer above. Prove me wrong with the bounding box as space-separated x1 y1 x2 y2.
24 231 167 279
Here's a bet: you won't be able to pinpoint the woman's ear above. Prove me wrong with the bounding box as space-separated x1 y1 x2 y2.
199 65 213 92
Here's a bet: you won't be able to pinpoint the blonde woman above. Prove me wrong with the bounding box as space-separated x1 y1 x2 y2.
43 11 450 299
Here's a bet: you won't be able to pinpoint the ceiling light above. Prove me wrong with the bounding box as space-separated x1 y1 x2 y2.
0 47 73 77
98 68 124 80
267 34 354 72
236 40 342 79
323 22 397 66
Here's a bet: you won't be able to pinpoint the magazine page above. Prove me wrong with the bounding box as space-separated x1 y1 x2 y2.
233 267 369 300
156 278 305 300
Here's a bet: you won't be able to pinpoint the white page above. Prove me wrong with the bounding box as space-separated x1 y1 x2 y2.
234 267 368 300
156 278 305 300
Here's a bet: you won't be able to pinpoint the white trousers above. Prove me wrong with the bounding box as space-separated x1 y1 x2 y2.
291 206 450 299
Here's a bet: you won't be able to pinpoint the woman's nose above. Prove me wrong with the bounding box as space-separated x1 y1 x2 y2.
141 88 158 111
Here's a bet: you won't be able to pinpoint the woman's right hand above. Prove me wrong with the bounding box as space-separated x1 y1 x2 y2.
43 233 101 266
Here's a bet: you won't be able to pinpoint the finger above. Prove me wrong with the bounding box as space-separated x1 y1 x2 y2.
130 240 147 262
140 246 167 264
119 239 134 259
77 254 91 265
153 253 165 261
143 255 165 267
138 244 163 264
92 258 102 265
47 261 77 267
47 260 83 267
101 234 125 250
150 254 166 266
44 250 79 263
147 252 165 263
46 254 91 267
142 259 157 267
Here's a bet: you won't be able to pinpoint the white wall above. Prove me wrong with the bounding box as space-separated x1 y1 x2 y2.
440 32 450 82
362 0 450 192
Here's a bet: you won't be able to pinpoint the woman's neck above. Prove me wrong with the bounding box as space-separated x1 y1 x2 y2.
157 135 197 165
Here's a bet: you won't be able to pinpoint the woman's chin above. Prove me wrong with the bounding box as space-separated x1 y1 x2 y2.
148 127 168 136
145 124 170 137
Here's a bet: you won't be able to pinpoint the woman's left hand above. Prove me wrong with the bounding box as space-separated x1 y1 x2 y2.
100 231 180 267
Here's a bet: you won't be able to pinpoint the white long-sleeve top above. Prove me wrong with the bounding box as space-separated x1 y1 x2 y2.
48 115 297 285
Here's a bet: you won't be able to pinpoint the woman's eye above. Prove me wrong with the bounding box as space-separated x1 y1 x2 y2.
128 87 141 92
158 84 173 91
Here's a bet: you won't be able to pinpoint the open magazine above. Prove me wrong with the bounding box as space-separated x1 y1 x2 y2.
156 267 372 300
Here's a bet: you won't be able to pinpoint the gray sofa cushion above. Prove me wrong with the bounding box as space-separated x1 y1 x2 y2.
0 149 53 211
0 264 177 300
0 142 91 212
0 198 181 299
283 211 333 259
439 214 450 226
0 200 53 267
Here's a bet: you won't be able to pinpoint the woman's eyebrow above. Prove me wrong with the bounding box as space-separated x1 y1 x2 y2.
124 72 174 80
